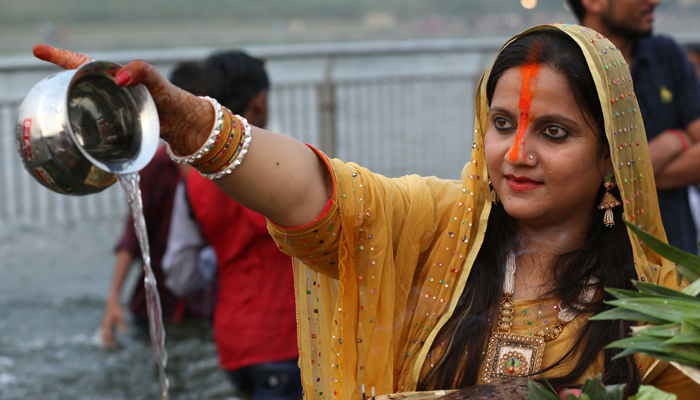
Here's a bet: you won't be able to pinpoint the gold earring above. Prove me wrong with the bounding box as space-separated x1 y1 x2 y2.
598 173 621 228
489 179 499 205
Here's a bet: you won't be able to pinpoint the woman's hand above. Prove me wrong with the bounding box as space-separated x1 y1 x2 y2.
33 44 332 228
33 45 212 156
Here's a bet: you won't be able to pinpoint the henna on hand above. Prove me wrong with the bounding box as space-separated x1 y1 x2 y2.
155 87 215 156
33 45 92 69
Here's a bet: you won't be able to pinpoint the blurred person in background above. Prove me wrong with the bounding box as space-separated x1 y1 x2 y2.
162 51 301 400
100 63 214 347
568 0 700 254
686 45 700 78
685 45 700 249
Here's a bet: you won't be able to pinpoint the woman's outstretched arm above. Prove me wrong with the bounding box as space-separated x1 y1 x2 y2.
34 45 333 228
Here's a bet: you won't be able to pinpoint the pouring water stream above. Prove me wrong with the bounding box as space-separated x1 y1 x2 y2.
118 172 169 400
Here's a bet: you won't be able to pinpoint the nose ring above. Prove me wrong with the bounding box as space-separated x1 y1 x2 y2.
528 155 534 160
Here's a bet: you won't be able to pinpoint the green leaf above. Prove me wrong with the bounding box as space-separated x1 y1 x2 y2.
664 329 700 345
607 332 700 365
608 349 699 364
628 385 677 400
624 221 700 276
642 344 700 366
634 350 700 365
669 347 700 364
610 348 639 360
631 323 680 338
676 265 700 284
580 375 606 399
604 383 626 400
606 298 700 322
527 379 560 400
589 308 667 324
682 319 700 331
541 374 557 394
682 278 700 296
634 281 700 302
605 336 674 353
604 287 647 299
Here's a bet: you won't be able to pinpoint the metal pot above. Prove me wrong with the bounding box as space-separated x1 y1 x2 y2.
15 60 159 195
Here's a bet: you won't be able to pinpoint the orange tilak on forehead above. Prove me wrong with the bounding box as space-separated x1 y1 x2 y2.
508 62 540 162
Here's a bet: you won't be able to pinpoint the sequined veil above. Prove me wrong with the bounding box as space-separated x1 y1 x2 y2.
268 23 680 400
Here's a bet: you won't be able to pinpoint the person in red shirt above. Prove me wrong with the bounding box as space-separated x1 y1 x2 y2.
163 51 300 400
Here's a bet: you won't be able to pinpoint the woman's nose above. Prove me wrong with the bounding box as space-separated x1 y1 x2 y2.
506 130 536 165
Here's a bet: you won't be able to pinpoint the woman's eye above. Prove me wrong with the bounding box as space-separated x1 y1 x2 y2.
542 126 568 139
494 117 514 130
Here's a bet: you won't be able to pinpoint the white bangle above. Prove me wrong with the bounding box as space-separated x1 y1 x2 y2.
199 115 252 180
165 96 223 164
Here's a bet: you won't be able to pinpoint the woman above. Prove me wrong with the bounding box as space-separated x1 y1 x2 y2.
34 23 697 398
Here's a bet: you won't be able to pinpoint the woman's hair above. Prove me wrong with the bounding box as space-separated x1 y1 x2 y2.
419 30 640 394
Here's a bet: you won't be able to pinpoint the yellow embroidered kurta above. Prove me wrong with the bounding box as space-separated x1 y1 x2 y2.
267 23 697 400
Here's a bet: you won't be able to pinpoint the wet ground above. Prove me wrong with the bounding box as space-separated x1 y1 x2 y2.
0 219 236 399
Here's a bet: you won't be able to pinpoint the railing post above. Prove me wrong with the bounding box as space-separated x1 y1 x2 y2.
472 50 486 98
470 50 487 146
2 105 16 224
317 56 336 158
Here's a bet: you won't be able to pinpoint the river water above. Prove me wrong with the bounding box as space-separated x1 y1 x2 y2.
0 220 234 399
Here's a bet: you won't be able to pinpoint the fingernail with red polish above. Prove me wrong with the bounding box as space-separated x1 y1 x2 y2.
114 71 130 86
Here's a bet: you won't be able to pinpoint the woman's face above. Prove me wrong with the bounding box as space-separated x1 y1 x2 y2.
484 65 612 231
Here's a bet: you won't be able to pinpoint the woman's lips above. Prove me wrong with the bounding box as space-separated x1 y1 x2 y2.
505 175 543 192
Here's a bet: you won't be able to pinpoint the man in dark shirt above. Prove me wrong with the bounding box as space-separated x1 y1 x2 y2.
568 0 700 253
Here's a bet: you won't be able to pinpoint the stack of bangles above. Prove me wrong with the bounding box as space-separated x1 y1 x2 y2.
165 96 252 180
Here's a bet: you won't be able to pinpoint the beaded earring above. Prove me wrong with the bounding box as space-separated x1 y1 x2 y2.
489 179 499 205
598 173 621 227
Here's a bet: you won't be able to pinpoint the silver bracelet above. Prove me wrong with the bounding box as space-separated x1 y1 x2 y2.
199 115 252 180
165 96 223 164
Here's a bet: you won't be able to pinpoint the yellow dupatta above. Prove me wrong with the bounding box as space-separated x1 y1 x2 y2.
267 23 681 400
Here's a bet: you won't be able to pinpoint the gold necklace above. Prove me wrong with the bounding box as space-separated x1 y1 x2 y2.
479 251 595 383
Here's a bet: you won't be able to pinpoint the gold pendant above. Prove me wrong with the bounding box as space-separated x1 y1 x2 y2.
480 332 544 383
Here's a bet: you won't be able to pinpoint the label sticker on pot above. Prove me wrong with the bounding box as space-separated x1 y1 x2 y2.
33 166 73 194
22 119 33 161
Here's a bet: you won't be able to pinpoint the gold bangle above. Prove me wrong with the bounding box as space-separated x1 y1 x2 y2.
197 114 243 173
197 114 253 180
